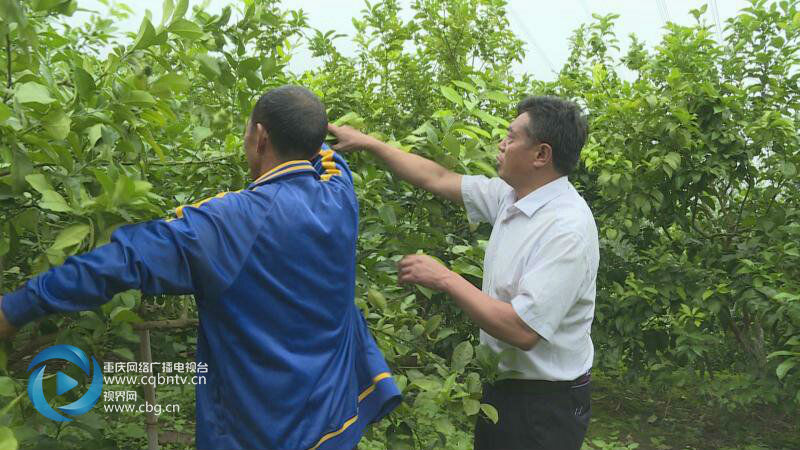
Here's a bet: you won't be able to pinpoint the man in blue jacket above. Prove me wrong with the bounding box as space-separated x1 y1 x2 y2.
0 85 401 450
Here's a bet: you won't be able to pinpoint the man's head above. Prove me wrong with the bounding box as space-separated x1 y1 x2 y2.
244 85 328 179
497 95 588 189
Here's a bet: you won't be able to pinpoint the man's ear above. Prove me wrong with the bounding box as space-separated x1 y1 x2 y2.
255 122 269 154
531 142 553 169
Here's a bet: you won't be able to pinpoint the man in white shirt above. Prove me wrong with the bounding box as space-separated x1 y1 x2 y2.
328 95 597 450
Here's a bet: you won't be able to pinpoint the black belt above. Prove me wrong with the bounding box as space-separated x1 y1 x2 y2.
490 371 591 394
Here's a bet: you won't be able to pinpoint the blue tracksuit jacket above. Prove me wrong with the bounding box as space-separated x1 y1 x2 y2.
2 147 401 449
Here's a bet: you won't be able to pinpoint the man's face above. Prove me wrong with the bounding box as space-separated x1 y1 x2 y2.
497 112 538 186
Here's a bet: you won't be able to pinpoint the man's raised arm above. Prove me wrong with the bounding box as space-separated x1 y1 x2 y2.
328 124 463 204
0 191 258 337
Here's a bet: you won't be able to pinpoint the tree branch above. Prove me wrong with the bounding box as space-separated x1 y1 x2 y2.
732 178 752 237
133 318 198 330
0 155 241 178
5 34 11 89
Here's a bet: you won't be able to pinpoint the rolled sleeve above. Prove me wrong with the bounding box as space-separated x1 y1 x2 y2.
460 175 512 224
1 287 48 327
510 232 589 342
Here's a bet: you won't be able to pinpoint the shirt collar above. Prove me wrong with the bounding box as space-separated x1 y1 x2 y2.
248 159 319 189
511 176 571 218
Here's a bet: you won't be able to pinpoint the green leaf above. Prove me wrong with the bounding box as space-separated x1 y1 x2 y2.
466 372 481 393
464 125 491 139
32 0 69 12
782 162 797 178
436 328 456 341
367 288 387 310
161 0 175 26
483 91 509 103
776 359 797 380
462 398 480 416
0 427 17 450
151 73 190 96
171 0 189 24
451 245 471 254
411 378 441 392
15 81 55 104
434 416 455 435
332 112 365 129
451 261 482 278
442 133 459 155
417 285 434 300
451 340 474 372
131 17 156 52
767 350 800 359
198 54 221 80
169 18 204 39
452 80 477 93
10 149 34 193
440 85 462 105
87 124 104 147
474 109 503 127
73 67 96 100
378 205 397 226
0 103 11 123
424 315 442 335
112 347 135 361
192 126 212 144
122 90 156 106
471 160 497 177
25 173 54 194
0 377 15 397
39 190 72 212
51 224 90 250
43 108 71 140
664 152 681 170
480 403 499 423
592 63 607 83
111 175 137 205
110 307 143 324
142 128 166 161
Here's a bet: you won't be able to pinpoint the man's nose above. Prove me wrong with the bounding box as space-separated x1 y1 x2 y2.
498 139 506 152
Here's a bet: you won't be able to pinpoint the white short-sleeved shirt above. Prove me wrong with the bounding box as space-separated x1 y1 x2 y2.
461 175 599 381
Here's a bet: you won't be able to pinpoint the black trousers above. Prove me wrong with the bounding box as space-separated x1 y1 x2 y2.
474 378 591 450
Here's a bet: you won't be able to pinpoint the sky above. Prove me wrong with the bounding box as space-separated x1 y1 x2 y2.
64 0 750 81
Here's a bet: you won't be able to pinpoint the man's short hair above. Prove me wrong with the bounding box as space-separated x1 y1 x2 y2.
516 96 588 175
250 85 327 160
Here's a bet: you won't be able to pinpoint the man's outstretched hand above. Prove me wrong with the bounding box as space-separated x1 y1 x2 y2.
0 296 17 340
327 124 376 152
397 254 456 292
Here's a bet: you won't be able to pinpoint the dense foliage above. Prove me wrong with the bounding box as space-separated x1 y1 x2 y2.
0 0 798 448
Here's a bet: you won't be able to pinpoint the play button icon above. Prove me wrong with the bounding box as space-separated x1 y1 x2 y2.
56 371 78 396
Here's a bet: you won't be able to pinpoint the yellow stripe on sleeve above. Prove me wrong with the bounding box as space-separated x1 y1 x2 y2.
307 372 393 450
173 190 241 219
357 372 392 402
319 150 342 182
